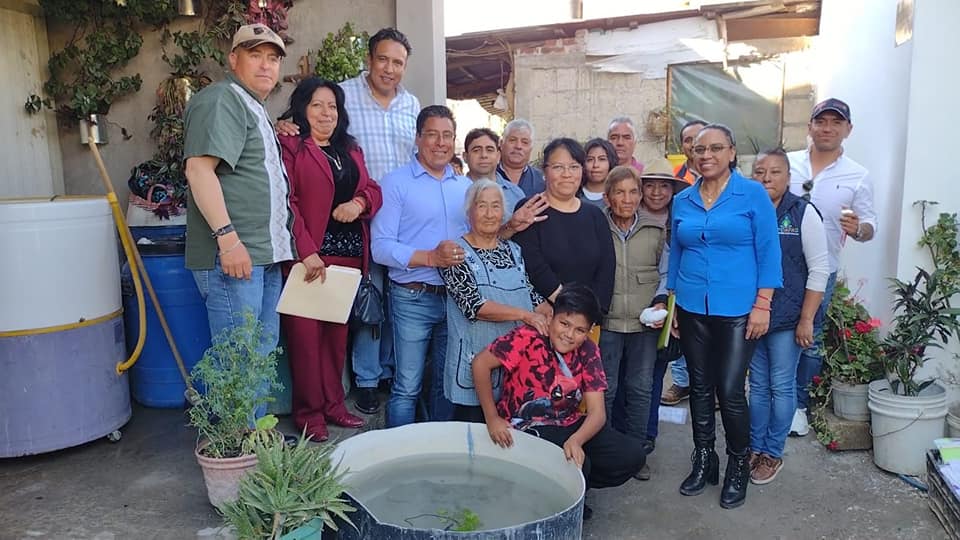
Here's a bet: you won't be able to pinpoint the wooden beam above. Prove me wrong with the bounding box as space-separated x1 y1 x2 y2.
448 79 502 100
725 17 819 40
445 53 508 72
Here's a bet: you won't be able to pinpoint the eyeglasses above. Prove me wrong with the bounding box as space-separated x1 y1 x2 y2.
546 163 583 175
692 144 732 155
801 179 813 201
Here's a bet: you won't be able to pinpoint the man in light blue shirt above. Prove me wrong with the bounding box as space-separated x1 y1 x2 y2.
372 105 471 427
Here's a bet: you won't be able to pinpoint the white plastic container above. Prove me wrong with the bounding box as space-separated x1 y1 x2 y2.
0 197 120 332
868 379 947 476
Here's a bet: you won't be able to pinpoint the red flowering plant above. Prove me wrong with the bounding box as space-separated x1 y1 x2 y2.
809 280 884 449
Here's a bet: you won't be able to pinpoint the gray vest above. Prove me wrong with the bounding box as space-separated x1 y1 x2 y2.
444 238 534 406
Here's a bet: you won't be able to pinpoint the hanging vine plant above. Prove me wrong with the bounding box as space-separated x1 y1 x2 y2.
27 0 179 122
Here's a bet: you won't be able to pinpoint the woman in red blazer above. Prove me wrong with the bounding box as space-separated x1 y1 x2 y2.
278 77 383 441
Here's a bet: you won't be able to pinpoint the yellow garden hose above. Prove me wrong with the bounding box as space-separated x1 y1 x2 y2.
87 136 197 401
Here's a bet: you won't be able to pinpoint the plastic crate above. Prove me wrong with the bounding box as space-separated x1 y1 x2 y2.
928 449 960 540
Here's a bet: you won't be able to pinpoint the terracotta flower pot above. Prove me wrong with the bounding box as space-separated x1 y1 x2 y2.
195 442 258 509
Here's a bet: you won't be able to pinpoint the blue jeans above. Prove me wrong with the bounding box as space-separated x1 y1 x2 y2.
796 271 837 408
351 262 395 388
600 330 657 441
192 261 282 420
647 352 669 441
749 329 802 458
386 282 453 427
670 356 689 388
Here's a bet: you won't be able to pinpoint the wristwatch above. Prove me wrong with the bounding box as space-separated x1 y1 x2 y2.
211 223 235 238
852 223 864 240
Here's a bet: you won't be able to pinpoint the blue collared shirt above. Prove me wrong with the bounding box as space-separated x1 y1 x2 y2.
340 72 421 181
371 157 471 285
496 163 546 198
667 170 783 316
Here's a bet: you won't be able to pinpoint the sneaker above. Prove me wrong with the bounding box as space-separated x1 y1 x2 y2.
748 451 761 470
634 463 651 481
355 388 380 415
661 384 690 405
789 408 809 437
750 454 783 485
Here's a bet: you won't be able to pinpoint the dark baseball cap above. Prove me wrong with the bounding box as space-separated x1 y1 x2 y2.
811 98 851 122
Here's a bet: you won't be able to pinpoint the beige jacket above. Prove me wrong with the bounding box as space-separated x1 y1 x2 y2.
603 208 666 333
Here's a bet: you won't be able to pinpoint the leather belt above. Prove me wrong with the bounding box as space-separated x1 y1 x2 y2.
393 280 446 295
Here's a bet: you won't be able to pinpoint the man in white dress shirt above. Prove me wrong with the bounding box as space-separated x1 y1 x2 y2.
787 98 877 436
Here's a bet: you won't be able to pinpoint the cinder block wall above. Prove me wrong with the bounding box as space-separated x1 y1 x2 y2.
513 30 816 168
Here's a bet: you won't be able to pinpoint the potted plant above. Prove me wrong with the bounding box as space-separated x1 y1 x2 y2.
189 311 282 508
807 280 884 450
869 201 959 475
822 281 884 421
129 1 247 221
312 22 369 83
221 427 354 539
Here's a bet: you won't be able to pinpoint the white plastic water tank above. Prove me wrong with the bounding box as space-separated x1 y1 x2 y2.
0 197 121 332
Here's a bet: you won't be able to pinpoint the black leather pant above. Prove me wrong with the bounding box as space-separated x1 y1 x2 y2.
677 307 757 457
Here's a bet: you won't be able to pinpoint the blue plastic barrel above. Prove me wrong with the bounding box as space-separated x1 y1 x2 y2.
121 225 211 408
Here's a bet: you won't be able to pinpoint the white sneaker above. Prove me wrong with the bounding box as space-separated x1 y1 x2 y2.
789 408 809 437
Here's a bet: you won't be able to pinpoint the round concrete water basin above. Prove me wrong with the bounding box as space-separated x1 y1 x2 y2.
331 421 585 539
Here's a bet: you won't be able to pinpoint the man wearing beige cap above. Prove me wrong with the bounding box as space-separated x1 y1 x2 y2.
183 23 295 416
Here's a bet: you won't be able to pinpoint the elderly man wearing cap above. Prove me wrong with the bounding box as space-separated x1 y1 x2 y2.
183 23 294 413
599 158 687 480
786 98 877 437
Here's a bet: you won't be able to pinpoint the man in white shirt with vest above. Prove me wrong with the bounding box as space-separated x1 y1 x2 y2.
787 98 877 436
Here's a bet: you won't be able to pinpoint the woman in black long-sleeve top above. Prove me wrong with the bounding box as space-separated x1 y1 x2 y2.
513 138 616 315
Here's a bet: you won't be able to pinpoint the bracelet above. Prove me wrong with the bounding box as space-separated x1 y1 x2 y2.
756 293 771 303
752 304 771 312
351 197 365 211
211 223 235 238
220 239 242 254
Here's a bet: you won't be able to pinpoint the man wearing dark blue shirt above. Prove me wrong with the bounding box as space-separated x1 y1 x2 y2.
496 118 546 198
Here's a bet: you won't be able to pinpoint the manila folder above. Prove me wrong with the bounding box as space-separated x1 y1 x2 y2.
276 263 362 324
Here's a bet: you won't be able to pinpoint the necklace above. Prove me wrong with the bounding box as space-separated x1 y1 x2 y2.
318 144 342 170
700 176 731 204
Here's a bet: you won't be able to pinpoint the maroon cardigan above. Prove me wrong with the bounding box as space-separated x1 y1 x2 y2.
279 134 383 272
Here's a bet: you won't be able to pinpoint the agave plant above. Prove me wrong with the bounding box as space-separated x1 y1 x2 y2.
222 429 355 539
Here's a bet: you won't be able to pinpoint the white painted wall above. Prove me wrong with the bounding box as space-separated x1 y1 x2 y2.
814 0 912 321
817 0 960 388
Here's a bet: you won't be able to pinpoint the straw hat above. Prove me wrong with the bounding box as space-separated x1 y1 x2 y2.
641 157 690 194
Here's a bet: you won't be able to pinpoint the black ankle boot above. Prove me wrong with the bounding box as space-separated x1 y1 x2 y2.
679 447 719 496
719 454 750 509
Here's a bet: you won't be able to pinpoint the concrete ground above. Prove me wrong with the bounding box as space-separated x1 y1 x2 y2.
0 390 946 540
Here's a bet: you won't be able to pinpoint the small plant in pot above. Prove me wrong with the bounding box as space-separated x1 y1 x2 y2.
188 311 282 508
221 428 355 538
869 201 959 476
881 201 960 396
809 281 884 446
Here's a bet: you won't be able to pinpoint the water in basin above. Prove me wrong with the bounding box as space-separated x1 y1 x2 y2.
346 453 575 531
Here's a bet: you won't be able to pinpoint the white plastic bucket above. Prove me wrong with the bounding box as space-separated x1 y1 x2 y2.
947 405 960 438
868 379 947 476
832 382 870 422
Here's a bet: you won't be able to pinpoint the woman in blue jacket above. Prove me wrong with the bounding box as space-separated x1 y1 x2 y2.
667 124 782 509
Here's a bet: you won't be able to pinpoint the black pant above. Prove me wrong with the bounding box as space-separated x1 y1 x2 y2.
529 417 646 489
453 404 486 423
677 307 756 457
